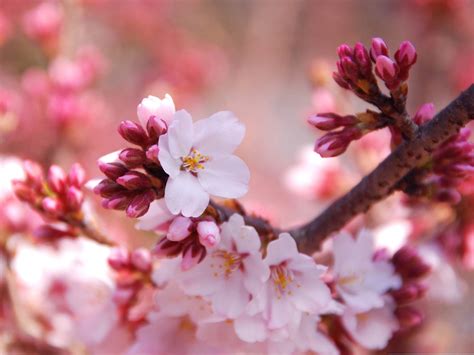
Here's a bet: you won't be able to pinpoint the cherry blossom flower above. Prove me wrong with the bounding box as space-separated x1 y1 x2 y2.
341 299 399 350
137 94 175 128
158 110 250 217
332 230 402 312
250 233 332 329
178 214 268 318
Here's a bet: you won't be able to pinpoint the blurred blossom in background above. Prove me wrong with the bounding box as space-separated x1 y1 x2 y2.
0 0 473 353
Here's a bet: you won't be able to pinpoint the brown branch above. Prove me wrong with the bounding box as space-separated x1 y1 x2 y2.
290 84 474 253
212 85 474 254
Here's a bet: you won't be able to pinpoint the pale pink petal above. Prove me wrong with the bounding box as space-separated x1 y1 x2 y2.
178 256 224 296
158 134 181 178
234 315 267 343
265 233 298 266
219 214 245 250
291 274 331 313
243 255 270 295
166 109 194 159
212 272 249 318
164 173 209 217
233 225 261 254
198 155 249 199
193 111 245 156
267 296 294 329
135 199 173 231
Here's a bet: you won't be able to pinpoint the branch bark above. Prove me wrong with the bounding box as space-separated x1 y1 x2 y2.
290 84 474 253
212 84 474 254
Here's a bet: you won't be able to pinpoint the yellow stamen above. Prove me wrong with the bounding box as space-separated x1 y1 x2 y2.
181 148 209 173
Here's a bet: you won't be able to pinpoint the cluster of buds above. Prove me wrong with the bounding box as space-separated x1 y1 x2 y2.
153 217 220 270
95 95 174 218
334 38 416 95
391 246 431 331
12 161 87 241
107 247 153 324
309 110 384 157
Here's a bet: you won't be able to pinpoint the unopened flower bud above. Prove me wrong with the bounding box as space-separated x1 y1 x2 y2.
108 247 131 270
112 287 135 305
308 113 357 131
146 144 159 163
152 237 183 258
102 191 132 210
98 161 128 181
65 186 84 211
23 160 44 186
393 246 431 279
391 283 427 304
47 165 67 193
315 127 362 158
131 248 152 272
394 41 417 68
33 225 71 240
341 57 359 82
167 216 193 241
353 42 371 75
118 120 149 147
395 306 423 330
12 180 35 203
126 190 155 218
336 44 353 59
332 72 351 90
436 188 462 204
370 37 389 61
181 243 206 271
413 103 435 125
197 221 221 248
147 116 167 141
137 94 175 128
119 148 145 168
116 171 151 190
68 163 86 187
93 179 125 197
375 55 399 84
42 197 64 217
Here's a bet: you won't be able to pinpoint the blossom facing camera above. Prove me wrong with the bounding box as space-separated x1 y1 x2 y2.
158 110 250 217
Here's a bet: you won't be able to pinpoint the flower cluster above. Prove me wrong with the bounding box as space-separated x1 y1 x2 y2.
310 38 420 158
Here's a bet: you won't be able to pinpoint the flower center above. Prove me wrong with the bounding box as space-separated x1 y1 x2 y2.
181 148 209 173
210 250 244 277
271 264 296 298
338 273 362 286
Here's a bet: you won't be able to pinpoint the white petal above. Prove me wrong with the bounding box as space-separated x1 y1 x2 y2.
212 273 249 318
166 110 194 159
178 256 224 296
198 155 249 199
160 94 176 124
234 225 261 254
234 315 267 343
193 111 245 156
164 173 209 217
267 296 295 329
158 134 181 178
243 254 270 295
265 233 299 266
135 199 173 231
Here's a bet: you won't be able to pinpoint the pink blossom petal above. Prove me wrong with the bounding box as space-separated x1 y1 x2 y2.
166 109 194 159
265 233 298 266
164 173 209 217
234 315 267 343
158 134 181 178
198 155 249 199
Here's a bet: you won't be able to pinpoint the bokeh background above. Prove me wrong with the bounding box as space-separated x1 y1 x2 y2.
1 0 473 352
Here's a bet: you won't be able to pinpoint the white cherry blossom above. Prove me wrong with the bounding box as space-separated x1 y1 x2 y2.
332 230 402 312
250 233 332 330
178 214 268 318
158 110 250 217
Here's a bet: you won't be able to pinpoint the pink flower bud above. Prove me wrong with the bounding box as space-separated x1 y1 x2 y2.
375 55 399 83
136 94 175 128
23 160 44 186
22 2 63 42
340 57 359 82
131 248 152 272
391 283 427 304
413 103 435 125
112 287 135 305
47 165 67 193
152 237 183 258
118 120 150 147
395 41 417 68
436 188 462 204
116 171 151 190
308 113 357 131
98 161 128 181
353 42 371 75
126 190 155 218
65 186 84 212
102 191 132 210
395 306 423 330
145 145 160 163
12 180 35 203
93 179 125 197
181 243 206 271
33 225 71 240
147 116 167 141
108 247 131 270
393 246 431 279
167 216 193 241
315 127 362 158
68 163 86 187
332 72 351 90
197 221 221 248
42 197 64 217
119 148 146 168
336 44 353 59
370 37 388 61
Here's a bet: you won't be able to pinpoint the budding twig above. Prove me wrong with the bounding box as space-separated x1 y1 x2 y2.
290 84 474 253
212 85 474 254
